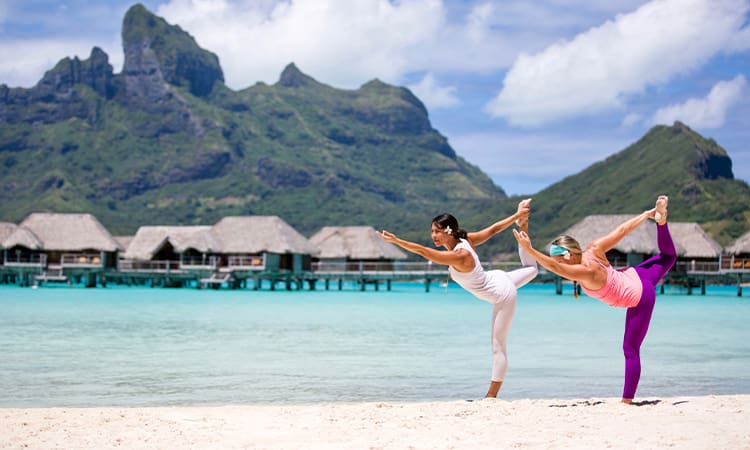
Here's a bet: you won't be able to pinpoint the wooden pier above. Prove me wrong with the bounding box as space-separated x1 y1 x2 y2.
2 259 749 295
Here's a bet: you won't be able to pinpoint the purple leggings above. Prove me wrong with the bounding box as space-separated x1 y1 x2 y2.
622 223 676 399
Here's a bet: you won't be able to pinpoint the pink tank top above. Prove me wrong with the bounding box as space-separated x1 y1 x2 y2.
581 257 643 308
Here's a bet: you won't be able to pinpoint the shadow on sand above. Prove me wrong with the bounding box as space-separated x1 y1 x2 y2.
548 400 605 408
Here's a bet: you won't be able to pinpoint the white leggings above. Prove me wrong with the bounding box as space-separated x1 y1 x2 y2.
491 246 538 381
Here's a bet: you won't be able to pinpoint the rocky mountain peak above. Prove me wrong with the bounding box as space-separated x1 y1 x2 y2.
37 47 115 99
276 63 318 88
670 121 734 180
121 3 224 99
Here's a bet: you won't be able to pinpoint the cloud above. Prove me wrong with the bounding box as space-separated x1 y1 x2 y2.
466 2 494 44
154 0 555 88
726 25 750 52
0 1 663 91
155 0 637 89
156 0 446 89
485 0 750 126
652 75 747 129
407 73 459 109
0 38 119 88
621 113 642 128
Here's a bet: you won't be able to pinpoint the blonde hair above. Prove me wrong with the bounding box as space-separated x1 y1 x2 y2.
550 235 583 299
550 235 582 255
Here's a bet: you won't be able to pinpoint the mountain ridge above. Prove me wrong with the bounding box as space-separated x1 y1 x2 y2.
461 121 750 256
0 4 502 241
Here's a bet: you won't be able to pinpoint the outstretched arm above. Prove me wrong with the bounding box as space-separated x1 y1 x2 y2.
513 229 597 283
592 208 655 253
469 198 531 247
377 230 474 270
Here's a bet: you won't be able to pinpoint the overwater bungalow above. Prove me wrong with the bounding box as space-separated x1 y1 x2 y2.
120 226 220 273
668 222 723 273
724 231 750 271
112 216 318 288
1 213 121 286
308 226 407 272
211 216 317 276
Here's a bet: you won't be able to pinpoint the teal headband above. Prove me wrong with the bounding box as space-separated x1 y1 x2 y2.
549 244 570 257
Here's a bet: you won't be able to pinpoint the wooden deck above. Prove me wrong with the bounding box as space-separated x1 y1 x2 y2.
2 258 750 294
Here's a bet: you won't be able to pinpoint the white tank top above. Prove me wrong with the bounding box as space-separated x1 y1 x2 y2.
448 239 516 304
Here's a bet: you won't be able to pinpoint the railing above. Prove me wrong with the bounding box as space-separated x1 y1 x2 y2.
4 253 46 267
17 255 750 277
313 261 436 274
119 258 219 272
227 255 266 270
309 259 750 277
310 260 520 274
675 260 721 273
720 256 750 271
61 253 102 267
118 259 183 273
181 256 219 270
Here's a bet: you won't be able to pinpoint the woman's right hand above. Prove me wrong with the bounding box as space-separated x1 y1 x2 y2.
513 229 532 250
376 230 397 243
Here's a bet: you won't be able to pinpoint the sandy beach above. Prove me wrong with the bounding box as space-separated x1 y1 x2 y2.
2 394 749 449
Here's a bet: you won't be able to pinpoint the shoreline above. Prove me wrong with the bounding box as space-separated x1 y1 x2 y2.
3 394 749 449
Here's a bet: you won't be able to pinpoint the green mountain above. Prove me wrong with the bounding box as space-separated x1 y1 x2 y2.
533 122 750 244
463 121 750 257
1 4 748 259
0 4 502 238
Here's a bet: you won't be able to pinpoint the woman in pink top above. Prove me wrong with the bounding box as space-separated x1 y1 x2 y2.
513 195 676 404
378 199 538 398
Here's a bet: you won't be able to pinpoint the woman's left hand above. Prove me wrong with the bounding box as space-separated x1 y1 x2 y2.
377 230 397 243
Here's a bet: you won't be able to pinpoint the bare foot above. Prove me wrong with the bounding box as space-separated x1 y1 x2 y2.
515 198 531 227
654 195 668 225
515 215 528 230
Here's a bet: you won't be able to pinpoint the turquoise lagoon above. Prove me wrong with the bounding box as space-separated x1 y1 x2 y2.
0 283 748 407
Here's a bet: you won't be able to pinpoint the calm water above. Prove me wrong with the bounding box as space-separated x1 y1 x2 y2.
0 282 748 407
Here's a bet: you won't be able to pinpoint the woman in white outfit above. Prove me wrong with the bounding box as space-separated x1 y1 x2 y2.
377 199 538 398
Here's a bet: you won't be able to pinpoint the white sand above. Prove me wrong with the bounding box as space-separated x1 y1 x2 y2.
2 395 749 449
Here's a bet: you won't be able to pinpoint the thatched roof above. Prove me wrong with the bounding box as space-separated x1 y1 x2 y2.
2 213 120 252
668 222 722 258
560 215 721 258
726 230 750 255
114 236 134 252
563 215 653 253
122 216 317 260
3 226 42 250
0 222 18 249
212 216 318 255
309 226 407 260
123 226 219 260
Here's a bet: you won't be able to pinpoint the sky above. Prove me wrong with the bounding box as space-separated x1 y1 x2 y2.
1 0 748 196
